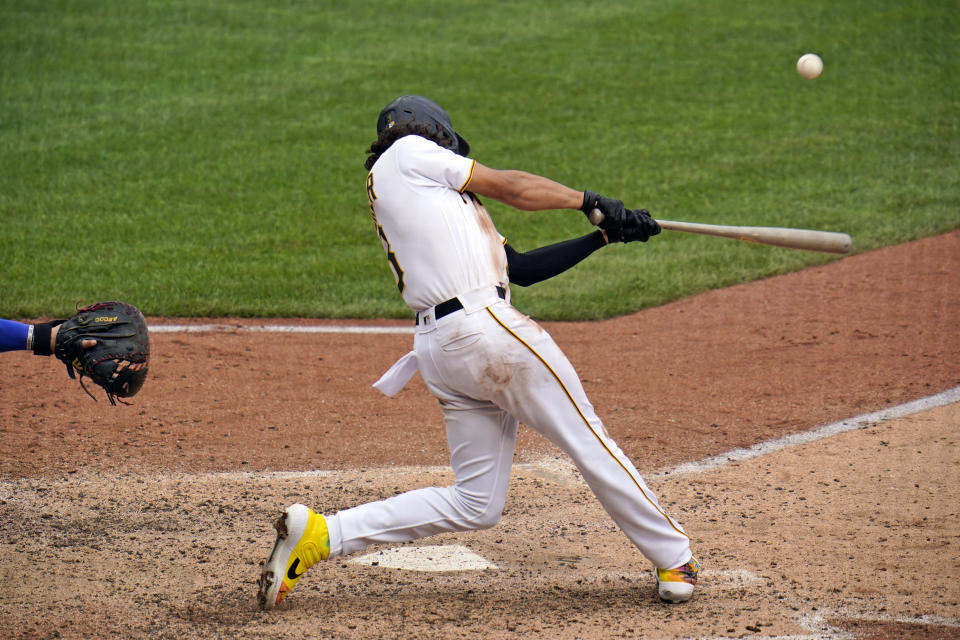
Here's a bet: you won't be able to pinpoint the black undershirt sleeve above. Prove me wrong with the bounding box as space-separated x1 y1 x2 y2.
504 230 607 287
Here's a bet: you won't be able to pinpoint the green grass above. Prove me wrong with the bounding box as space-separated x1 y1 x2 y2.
1 0 957 320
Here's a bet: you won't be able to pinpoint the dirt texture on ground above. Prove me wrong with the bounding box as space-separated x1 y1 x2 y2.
1 231 958 639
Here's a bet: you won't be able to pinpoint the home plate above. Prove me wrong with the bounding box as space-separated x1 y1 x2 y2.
350 545 498 572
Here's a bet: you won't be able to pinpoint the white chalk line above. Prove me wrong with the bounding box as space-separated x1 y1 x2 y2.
6 387 957 492
787 611 960 640
678 384 960 640
688 606 960 640
149 324 414 334
652 384 960 479
4 386 958 636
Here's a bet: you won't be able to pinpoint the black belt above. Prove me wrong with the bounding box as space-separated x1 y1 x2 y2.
419 286 506 324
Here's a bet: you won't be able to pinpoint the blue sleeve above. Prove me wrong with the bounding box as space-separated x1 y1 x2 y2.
0 319 30 352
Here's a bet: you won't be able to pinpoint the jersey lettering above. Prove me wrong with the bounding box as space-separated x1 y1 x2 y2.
377 225 405 293
366 173 377 224
368 172 404 291
366 136 496 309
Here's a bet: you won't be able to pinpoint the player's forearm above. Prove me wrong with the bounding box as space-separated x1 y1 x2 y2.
468 165 583 212
496 171 583 211
1 319 65 354
505 231 607 287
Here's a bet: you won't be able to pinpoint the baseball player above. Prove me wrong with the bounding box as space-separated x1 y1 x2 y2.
258 95 698 609
0 303 149 403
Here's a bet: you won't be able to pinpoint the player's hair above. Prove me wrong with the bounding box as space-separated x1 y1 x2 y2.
364 123 455 171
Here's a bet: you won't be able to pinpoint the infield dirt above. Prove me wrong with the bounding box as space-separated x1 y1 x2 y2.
2 231 958 639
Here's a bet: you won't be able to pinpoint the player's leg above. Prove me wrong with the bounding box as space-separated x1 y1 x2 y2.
482 304 699 601
327 405 518 556
481 304 693 573
259 397 517 609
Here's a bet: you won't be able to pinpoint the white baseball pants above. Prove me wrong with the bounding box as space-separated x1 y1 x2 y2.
325 291 692 570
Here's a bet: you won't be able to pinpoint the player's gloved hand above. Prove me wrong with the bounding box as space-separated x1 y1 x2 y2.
35 301 151 405
609 209 661 243
581 190 627 232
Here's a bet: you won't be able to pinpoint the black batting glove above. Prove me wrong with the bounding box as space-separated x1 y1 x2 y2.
610 209 661 243
580 190 627 232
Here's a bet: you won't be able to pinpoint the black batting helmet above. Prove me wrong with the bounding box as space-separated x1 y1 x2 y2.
376 95 470 157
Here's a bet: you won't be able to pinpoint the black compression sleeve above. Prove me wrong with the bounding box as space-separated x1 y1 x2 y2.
505 230 607 287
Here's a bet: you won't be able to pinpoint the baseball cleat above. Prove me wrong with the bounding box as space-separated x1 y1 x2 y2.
257 503 330 610
656 556 700 603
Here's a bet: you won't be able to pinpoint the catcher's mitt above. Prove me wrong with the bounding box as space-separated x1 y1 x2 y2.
53 301 150 404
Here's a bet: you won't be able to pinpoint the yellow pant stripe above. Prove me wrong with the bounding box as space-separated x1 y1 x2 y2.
486 307 688 539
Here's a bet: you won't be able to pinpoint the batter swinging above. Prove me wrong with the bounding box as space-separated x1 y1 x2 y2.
258 95 699 609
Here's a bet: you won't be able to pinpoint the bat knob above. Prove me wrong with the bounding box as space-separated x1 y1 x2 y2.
588 208 604 226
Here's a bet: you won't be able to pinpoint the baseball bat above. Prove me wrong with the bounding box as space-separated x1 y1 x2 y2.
589 209 851 254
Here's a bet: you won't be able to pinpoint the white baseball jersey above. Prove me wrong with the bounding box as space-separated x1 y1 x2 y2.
365 135 507 311
323 131 694 578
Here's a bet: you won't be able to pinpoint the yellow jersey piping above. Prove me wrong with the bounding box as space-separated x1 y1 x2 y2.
459 159 477 194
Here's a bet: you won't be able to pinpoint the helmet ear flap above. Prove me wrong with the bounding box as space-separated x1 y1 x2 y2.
454 133 470 157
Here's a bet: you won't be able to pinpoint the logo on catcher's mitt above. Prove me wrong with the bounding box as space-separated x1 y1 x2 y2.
94 315 119 322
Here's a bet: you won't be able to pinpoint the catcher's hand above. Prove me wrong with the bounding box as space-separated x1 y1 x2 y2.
53 301 150 404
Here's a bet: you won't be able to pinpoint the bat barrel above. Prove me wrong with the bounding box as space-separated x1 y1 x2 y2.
588 210 851 254
656 220 852 254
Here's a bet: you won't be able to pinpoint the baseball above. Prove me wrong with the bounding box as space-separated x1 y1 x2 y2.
796 53 823 79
